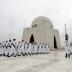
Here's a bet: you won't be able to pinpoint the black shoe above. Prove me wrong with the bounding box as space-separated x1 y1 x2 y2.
65 53 67 58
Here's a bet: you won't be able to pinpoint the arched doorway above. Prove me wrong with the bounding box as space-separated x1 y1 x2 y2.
29 34 34 43
54 36 58 49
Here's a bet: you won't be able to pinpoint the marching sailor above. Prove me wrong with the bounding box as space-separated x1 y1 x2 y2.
65 41 70 58
39 43 43 54
9 43 17 57
17 41 22 56
31 43 35 55
37 43 40 54
17 40 25 56
21 40 25 56
34 43 38 55
28 43 32 55
0 43 3 56
24 42 28 55
8 39 17 57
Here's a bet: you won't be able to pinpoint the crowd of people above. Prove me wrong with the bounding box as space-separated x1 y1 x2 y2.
0 39 50 57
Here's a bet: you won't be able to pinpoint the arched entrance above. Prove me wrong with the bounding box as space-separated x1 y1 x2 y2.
54 36 58 49
29 34 34 43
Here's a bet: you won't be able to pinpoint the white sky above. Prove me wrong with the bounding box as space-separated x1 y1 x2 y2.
0 0 72 46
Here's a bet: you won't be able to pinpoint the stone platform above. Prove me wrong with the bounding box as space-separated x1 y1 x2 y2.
0 50 72 72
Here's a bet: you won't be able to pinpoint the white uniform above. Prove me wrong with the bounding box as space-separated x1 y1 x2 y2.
5 47 10 56
0 45 4 56
0 45 3 56
34 44 38 54
38 44 41 53
6 42 10 47
36 44 40 54
12 41 17 49
28 43 32 54
17 42 22 55
65 47 70 54
3 46 6 55
4 42 11 56
70 46 72 54
17 47 21 56
12 41 17 56
21 42 25 55
43 45 46 53
42 45 45 53
40 44 43 54
25 43 28 55
18 42 25 56
31 44 34 54
9 45 17 57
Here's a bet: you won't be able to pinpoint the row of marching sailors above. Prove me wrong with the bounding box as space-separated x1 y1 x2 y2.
0 39 50 57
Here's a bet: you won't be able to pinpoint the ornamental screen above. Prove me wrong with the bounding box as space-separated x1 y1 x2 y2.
32 24 37 28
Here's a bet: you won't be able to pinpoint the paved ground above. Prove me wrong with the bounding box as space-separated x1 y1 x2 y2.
0 50 72 72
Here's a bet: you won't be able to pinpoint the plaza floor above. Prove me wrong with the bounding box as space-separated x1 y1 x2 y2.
0 50 72 72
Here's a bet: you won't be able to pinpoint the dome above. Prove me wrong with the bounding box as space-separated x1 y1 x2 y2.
31 16 53 28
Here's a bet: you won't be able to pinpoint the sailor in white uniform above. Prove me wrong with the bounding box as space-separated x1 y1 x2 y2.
0 42 5 56
34 43 38 55
6 46 11 57
38 43 40 54
47 44 50 54
31 43 35 55
1 46 5 56
17 41 22 56
21 40 25 56
3 45 7 56
40 43 43 54
70 43 72 55
43 44 46 54
65 41 70 58
5 40 11 56
24 42 28 55
9 43 17 57
65 46 70 58
42 44 46 54
8 39 17 57
17 40 25 56
12 39 17 49
28 43 32 55
32 44 35 55
0 43 3 56
36 43 40 54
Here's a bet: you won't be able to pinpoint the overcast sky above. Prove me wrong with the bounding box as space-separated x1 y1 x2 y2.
0 0 72 46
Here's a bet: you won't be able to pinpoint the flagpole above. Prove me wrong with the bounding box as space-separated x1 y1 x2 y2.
65 24 68 47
